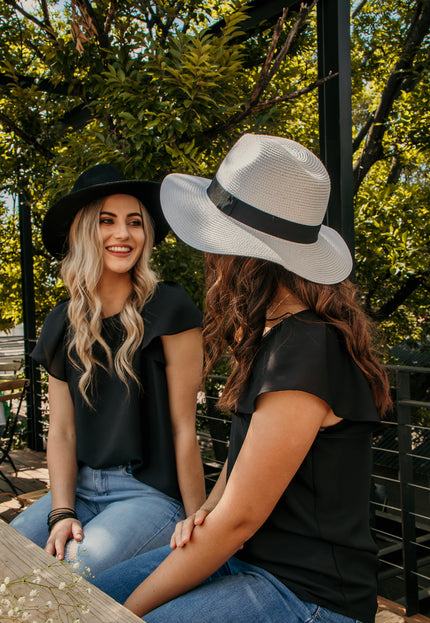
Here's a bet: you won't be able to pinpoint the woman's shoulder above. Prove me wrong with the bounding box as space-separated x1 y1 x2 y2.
31 299 70 380
241 309 379 422
142 281 202 341
38 299 70 333
267 309 333 351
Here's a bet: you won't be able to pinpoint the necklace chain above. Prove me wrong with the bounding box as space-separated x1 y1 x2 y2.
266 292 291 321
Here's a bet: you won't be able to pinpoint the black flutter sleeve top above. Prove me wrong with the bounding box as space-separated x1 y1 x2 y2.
31 282 202 501
227 310 380 623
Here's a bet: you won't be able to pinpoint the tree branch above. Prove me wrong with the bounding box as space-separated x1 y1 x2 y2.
246 72 338 113
370 272 429 322
204 72 337 137
353 0 430 194
4 0 57 41
351 0 368 20
267 0 318 84
246 1 318 112
40 0 54 32
104 0 116 35
352 114 374 154
0 111 53 158
0 73 83 97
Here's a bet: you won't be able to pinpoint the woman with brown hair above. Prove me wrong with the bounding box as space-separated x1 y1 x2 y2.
93 134 391 623
11 164 206 576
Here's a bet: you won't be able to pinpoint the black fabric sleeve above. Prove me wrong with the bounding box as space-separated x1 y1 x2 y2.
30 300 69 381
236 312 380 424
141 281 202 347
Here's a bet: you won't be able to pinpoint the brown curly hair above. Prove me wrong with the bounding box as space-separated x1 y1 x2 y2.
203 254 392 415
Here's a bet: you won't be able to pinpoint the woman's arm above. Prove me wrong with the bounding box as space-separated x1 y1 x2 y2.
170 461 228 548
124 389 330 617
45 374 83 559
161 328 206 516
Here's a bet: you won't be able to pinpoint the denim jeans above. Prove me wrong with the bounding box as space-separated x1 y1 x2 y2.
92 545 364 623
11 465 184 576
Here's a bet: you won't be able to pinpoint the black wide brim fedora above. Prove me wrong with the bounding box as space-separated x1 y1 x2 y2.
42 163 170 260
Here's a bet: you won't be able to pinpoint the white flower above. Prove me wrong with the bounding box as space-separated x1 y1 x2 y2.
22 612 30 620
86 587 91 594
18 595 26 604
8 609 15 617
72 562 80 569
34 576 41 584
0 584 6 594
45 600 52 607
81 604 90 613
58 581 66 590
3 578 10 585
29 589 38 597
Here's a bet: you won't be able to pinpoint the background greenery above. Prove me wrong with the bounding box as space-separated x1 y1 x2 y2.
0 0 429 358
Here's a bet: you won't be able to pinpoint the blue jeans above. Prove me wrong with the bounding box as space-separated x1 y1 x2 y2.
11 465 184 575
92 545 363 623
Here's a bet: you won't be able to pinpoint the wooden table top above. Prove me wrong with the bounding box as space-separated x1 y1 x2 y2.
0 519 143 622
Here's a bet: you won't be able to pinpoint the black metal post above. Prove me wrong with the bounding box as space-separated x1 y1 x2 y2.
18 189 43 451
396 369 419 615
317 0 354 257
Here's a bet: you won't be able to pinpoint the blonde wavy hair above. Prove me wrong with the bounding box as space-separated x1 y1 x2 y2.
61 198 158 405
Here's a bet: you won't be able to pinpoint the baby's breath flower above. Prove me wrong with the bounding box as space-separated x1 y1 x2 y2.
3 577 10 585
0 584 6 593
29 589 38 597
45 600 52 607
18 595 26 604
58 581 66 590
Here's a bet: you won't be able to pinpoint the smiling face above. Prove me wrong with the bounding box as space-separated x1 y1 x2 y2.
99 194 146 276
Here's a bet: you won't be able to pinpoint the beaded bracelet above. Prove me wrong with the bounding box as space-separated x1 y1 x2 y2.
47 507 77 532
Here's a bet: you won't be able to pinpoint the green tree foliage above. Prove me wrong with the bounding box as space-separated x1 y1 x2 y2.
0 0 429 355
0 0 322 328
351 0 430 348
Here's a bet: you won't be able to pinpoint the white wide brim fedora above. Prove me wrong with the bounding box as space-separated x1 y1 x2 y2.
160 134 353 285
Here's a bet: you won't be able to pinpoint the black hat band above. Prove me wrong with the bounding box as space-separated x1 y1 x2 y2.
207 177 321 244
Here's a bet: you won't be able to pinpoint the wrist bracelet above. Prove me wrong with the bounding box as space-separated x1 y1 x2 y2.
47 507 77 532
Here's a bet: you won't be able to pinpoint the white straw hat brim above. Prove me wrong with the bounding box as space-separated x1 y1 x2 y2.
161 173 353 285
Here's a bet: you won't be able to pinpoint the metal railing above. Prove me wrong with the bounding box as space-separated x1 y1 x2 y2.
371 365 430 616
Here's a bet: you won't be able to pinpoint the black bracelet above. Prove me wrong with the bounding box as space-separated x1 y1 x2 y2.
47 507 77 532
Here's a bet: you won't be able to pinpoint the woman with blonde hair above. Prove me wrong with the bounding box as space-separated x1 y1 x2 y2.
12 164 206 575
93 135 391 623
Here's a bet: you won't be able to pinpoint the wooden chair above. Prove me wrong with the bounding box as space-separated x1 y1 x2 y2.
0 378 29 495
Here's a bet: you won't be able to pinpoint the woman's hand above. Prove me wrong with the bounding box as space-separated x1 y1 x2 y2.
45 518 83 560
170 508 210 549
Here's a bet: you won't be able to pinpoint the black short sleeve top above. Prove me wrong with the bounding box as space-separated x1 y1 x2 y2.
227 310 380 623
31 282 202 501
